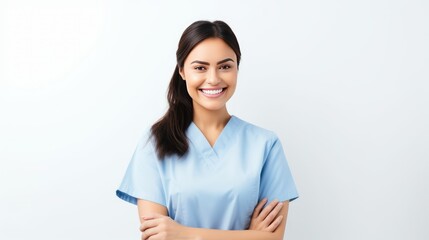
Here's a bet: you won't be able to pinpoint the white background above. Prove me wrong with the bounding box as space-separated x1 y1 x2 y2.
1 0 428 239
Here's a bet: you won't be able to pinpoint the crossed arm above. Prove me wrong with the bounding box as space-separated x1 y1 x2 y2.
137 199 289 240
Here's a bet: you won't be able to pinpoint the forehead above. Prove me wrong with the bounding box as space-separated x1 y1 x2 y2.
185 38 236 63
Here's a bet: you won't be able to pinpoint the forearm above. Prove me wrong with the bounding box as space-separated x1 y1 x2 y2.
185 201 288 240
138 199 288 240
184 228 281 240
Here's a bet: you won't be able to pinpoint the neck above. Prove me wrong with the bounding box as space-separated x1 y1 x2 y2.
192 105 231 131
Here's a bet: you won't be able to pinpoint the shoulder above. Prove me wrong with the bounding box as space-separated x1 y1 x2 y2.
135 128 181 162
132 128 160 160
135 128 154 149
232 115 279 145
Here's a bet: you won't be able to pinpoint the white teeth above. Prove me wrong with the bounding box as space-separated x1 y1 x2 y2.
201 88 223 95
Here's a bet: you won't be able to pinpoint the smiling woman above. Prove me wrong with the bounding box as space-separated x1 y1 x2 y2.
180 38 238 122
116 20 298 240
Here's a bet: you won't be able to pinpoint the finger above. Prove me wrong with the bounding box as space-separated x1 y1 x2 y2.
266 215 283 232
141 215 155 221
262 201 283 225
258 199 279 220
142 226 159 240
140 218 160 232
147 233 160 240
141 231 149 240
252 198 267 219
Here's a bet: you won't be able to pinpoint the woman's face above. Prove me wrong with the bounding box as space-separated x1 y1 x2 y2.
179 38 238 113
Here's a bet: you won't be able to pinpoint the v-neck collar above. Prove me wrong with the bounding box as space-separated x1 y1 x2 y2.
187 115 238 160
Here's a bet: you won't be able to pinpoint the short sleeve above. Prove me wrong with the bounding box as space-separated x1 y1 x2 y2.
259 136 299 203
116 133 166 206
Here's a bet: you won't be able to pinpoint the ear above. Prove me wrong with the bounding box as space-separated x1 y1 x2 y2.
179 67 185 81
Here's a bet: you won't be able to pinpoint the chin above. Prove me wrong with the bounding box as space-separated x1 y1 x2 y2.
195 102 228 112
202 105 227 111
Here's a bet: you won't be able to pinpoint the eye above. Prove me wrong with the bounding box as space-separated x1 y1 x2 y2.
219 64 232 70
194 66 206 71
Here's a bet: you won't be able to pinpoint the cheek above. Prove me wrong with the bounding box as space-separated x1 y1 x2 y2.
184 82 194 95
185 79 198 89
185 79 200 97
185 74 204 88
225 73 238 87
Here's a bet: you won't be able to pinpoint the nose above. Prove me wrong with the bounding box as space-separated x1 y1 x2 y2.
207 68 221 85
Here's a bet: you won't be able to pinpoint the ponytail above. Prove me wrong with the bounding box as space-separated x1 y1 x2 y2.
150 66 193 159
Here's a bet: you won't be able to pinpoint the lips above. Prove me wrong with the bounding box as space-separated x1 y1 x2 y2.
199 88 226 97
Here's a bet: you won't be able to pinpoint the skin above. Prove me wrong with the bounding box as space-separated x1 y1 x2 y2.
137 38 290 240
138 199 288 240
179 37 238 146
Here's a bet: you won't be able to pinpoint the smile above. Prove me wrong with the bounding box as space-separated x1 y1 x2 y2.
199 88 226 97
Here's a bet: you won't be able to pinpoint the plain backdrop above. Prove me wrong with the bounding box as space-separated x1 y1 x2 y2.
1 0 428 239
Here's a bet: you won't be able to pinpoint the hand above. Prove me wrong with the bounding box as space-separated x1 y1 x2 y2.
140 213 191 240
248 198 284 232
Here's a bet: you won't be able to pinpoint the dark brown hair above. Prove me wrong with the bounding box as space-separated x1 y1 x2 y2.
150 20 241 159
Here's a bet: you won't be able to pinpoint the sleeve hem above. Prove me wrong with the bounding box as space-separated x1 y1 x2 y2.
116 189 167 208
284 195 299 202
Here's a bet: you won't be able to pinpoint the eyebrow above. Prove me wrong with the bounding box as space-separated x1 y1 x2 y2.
190 58 234 65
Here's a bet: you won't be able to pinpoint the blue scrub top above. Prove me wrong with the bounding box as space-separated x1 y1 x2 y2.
116 115 298 230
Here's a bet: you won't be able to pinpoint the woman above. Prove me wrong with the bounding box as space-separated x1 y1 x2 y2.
116 20 298 240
